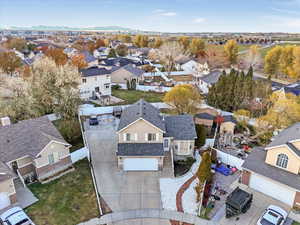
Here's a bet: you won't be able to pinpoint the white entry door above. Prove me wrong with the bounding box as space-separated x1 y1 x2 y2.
123 158 158 171
249 173 296 206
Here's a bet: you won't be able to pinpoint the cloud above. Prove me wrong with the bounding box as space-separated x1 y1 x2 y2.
286 19 300 27
152 9 177 17
160 12 177 16
193 17 206 23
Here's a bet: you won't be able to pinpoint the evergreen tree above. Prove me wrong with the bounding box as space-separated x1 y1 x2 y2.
108 48 117 58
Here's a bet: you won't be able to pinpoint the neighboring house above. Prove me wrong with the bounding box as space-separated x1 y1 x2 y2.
100 57 148 68
241 123 300 207
79 66 111 104
116 99 196 171
194 113 215 130
220 115 237 134
0 116 72 206
197 70 222 94
93 47 110 59
81 50 98 67
110 64 145 88
63 47 78 58
179 59 210 76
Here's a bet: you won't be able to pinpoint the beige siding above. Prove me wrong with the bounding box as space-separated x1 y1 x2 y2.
34 141 70 168
220 122 236 134
266 146 300 174
118 119 163 143
173 140 194 156
291 141 300 151
0 178 15 196
111 68 141 84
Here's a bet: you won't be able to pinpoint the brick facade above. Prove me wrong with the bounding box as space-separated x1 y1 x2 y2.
294 192 300 208
36 156 72 180
241 170 251 186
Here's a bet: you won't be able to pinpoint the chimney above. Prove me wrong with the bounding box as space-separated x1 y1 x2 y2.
0 117 11 127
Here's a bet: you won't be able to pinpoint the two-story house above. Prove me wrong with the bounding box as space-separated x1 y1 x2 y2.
0 116 72 207
116 99 197 171
79 67 112 105
241 123 300 207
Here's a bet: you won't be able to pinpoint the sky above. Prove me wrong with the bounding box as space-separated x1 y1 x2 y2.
1 0 300 32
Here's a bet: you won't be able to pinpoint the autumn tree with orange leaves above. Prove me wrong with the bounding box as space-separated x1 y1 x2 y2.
71 54 88 70
45 48 68 66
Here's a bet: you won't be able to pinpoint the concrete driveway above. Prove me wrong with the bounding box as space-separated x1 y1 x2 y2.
84 116 173 225
216 183 292 225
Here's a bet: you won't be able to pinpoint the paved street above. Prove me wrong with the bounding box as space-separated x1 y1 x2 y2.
84 116 173 225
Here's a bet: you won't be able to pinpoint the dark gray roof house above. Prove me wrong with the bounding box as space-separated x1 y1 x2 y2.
0 116 69 162
117 99 196 158
200 70 222 85
242 147 300 190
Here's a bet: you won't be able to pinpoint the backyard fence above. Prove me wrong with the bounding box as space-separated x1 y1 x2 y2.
213 148 245 170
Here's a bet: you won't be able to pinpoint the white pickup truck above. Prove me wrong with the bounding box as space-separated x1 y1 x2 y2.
0 207 35 225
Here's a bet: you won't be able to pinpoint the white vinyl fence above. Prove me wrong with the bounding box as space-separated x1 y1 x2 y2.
214 148 245 170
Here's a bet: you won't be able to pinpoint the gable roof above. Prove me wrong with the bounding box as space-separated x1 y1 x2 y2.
164 115 197 140
117 99 165 132
266 123 300 148
242 147 300 191
80 66 111 77
200 70 222 84
0 116 69 163
194 112 215 120
121 64 144 77
223 115 237 124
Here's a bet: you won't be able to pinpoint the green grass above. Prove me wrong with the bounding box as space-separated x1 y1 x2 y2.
112 89 165 104
26 159 99 225
292 221 300 225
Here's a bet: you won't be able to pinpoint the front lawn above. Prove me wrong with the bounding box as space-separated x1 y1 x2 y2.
293 221 300 225
26 159 99 225
112 89 165 104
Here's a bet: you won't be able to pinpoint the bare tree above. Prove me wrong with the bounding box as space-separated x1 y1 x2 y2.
241 45 262 70
158 42 189 76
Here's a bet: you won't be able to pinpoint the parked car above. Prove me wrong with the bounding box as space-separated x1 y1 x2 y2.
256 205 287 225
89 116 99 126
226 187 253 218
0 206 35 225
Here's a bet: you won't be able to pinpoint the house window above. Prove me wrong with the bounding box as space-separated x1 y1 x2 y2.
48 154 55 164
126 133 131 141
147 133 156 141
82 78 86 83
105 83 110 89
164 139 169 148
276 154 288 168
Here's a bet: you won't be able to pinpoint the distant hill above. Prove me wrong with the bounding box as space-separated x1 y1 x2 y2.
2 25 137 32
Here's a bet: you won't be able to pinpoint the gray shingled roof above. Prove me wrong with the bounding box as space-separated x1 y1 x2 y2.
242 147 300 191
200 71 222 84
122 64 144 77
267 123 300 148
117 99 166 132
194 113 215 120
223 115 237 124
80 67 111 77
117 143 164 156
0 116 69 163
0 161 16 182
165 115 197 140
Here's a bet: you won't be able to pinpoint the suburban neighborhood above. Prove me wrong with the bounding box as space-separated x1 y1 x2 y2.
2 1 300 225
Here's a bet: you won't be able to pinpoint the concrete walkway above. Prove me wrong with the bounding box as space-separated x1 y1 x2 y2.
78 209 218 225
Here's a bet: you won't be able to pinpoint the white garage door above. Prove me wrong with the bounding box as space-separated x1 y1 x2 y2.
123 158 158 171
249 173 296 206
